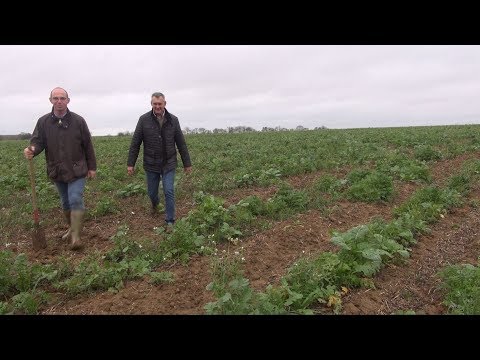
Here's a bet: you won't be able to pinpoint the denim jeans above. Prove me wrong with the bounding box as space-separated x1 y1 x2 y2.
55 177 86 211
146 169 176 224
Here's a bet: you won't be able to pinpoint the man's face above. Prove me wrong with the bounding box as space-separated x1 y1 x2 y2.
151 96 166 114
50 90 70 112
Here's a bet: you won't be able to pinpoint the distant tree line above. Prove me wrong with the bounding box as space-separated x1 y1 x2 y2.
0 132 31 140
116 131 134 137
115 126 328 136
1 126 329 140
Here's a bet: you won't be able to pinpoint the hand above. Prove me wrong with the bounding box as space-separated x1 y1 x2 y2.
184 166 192 174
127 166 135 176
87 170 96 179
24 146 35 159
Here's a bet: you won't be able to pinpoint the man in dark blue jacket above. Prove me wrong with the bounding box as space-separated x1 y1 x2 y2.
127 92 192 229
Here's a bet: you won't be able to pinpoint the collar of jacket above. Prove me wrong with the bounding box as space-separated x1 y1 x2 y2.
150 108 171 123
50 107 71 121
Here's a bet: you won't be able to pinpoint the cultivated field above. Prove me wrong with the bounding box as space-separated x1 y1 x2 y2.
1 125 479 315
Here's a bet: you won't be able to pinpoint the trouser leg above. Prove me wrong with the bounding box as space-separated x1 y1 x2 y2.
162 169 176 224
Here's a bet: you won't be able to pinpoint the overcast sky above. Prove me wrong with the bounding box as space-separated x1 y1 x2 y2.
1 45 479 136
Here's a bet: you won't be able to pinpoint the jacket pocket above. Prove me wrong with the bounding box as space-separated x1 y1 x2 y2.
144 148 156 164
47 164 58 179
72 160 88 178
165 138 176 159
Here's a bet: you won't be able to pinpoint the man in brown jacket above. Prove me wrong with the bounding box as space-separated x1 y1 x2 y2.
23 87 97 251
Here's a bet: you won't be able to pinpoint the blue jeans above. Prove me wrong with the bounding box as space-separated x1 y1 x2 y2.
55 177 86 211
146 169 176 224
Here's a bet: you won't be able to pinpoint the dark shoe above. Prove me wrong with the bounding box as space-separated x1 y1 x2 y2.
151 205 159 216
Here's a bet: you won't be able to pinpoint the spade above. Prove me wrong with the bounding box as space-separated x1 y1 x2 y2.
28 157 47 251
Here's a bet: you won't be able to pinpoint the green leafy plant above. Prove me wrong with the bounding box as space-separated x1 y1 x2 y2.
149 271 174 285
439 260 480 314
11 290 50 315
205 248 255 315
117 183 146 197
92 196 118 217
346 172 394 202
414 145 442 161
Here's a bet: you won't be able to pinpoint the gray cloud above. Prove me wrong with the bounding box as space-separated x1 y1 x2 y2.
1 45 479 135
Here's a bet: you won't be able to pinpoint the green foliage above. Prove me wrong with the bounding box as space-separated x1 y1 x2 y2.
260 168 282 184
2 126 480 314
461 159 480 176
264 185 308 219
377 153 431 182
234 168 282 188
251 285 290 315
235 172 256 188
346 172 394 202
347 169 371 184
158 219 207 264
192 192 228 221
447 174 471 195
0 250 14 296
55 253 151 295
439 260 480 314
11 290 50 315
0 301 9 315
447 159 480 195
117 183 146 197
332 222 409 277
396 162 431 182
314 174 346 195
205 149 480 314
56 254 125 294
282 252 353 312
56 227 153 295
228 196 265 227
306 190 330 210
91 196 118 217
414 145 442 161
394 186 462 223
386 213 428 246
149 271 174 285
205 248 255 314
0 251 57 297
187 192 242 241
53 256 76 281
104 225 143 262
0 174 28 191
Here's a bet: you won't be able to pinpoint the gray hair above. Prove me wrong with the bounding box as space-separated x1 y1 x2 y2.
151 92 165 98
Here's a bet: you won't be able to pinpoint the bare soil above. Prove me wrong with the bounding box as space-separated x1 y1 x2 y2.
3 152 479 315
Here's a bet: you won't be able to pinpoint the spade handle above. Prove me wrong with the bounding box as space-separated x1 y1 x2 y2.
28 158 39 223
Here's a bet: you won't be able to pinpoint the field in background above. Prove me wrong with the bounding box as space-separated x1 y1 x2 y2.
1 125 479 314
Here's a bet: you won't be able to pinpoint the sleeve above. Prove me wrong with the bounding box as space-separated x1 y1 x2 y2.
81 119 97 171
127 118 144 167
174 118 192 168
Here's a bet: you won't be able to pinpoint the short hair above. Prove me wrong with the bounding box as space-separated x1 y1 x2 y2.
151 92 165 98
50 87 69 99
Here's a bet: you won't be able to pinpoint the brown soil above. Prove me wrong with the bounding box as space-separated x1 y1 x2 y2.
3 152 480 315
